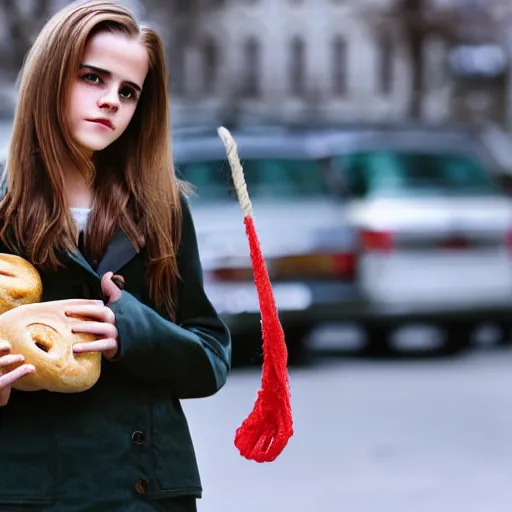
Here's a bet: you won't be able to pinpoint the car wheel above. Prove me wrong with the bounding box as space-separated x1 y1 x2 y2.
440 325 472 355
494 322 512 346
231 324 311 367
284 325 312 366
230 331 263 367
362 325 393 356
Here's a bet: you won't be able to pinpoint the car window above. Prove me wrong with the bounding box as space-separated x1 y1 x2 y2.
175 158 331 200
333 151 499 198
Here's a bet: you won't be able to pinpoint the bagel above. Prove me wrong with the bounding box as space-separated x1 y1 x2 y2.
0 254 43 312
0 255 102 393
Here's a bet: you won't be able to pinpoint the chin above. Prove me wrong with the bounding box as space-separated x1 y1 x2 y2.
75 135 113 153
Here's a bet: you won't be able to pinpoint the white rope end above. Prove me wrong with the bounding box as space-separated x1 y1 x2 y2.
217 126 253 218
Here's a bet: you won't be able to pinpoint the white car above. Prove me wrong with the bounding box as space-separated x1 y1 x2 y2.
322 125 512 354
172 128 368 364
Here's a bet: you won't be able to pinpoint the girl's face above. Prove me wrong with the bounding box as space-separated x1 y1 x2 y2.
68 31 149 155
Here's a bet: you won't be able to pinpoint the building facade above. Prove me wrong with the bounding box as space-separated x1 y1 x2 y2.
0 0 483 127
167 0 417 126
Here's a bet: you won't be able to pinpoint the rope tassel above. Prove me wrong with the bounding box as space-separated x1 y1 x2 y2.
217 126 294 463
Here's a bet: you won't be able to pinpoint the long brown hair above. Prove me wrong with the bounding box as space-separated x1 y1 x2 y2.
0 0 186 320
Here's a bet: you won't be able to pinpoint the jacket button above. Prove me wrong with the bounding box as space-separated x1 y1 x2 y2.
135 478 148 495
132 430 145 445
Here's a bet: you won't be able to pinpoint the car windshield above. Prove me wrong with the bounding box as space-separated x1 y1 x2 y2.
332 150 499 198
176 158 331 200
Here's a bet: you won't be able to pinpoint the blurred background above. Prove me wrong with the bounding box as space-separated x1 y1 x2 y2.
3 0 512 510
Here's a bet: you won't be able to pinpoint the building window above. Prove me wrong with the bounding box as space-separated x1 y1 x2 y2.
377 33 393 95
289 36 306 97
242 37 261 98
200 36 219 96
332 35 348 96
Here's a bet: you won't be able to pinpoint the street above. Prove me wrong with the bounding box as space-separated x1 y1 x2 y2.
183 346 512 512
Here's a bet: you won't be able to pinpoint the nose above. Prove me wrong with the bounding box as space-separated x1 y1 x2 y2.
98 88 119 112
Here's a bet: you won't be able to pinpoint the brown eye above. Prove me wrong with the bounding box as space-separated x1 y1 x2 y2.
82 73 101 84
119 87 135 100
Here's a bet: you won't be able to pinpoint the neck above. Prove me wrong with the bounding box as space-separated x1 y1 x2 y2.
65 169 94 209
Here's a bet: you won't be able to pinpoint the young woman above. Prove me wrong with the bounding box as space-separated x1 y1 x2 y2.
0 1 231 510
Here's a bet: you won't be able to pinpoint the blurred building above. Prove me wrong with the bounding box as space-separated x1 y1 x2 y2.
166 0 450 128
1 0 512 129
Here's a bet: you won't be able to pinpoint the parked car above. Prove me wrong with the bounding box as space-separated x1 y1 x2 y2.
173 128 368 363
320 124 512 354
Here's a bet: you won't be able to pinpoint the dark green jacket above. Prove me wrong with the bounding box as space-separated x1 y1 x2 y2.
0 193 231 511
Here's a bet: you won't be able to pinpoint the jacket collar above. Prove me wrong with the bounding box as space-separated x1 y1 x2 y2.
67 226 139 278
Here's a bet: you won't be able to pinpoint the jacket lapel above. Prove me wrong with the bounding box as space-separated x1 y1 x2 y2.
95 227 139 276
64 228 139 279
65 250 99 279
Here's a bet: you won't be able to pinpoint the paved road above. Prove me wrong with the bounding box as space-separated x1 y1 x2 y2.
183 347 512 512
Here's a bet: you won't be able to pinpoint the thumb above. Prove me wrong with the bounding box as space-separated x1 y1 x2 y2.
0 386 11 406
101 272 123 305
101 272 114 291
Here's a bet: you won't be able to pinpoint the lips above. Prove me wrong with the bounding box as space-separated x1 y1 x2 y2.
87 118 114 130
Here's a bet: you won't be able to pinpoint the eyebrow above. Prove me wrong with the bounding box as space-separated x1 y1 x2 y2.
80 64 142 92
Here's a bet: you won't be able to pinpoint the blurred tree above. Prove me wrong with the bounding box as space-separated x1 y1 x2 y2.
0 0 53 72
141 0 245 127
366 0 463 119
139 0 192 97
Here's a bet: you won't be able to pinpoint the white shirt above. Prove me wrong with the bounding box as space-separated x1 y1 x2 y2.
70 207 91 232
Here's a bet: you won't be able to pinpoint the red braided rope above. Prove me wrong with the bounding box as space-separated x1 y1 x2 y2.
217 127 294 463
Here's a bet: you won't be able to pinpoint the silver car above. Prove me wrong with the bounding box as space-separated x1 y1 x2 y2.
173 128 367 363
321 125 512 354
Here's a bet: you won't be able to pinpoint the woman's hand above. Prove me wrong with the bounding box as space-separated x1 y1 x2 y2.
67 300 119 360
68 272 123 359
101 271 123 306
0 340 35 406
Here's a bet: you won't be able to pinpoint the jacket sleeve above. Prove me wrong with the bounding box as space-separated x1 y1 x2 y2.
108 194 232 399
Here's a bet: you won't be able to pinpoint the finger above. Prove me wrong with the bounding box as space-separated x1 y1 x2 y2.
0 364 35 389
0 354 25 367
0 386 11 406
101 272 115 293
71 321 118 340
106 293 121 307
74 338 118 354
101 273 122 305
66 305 115 323
0 340 11 353
53 299 105 307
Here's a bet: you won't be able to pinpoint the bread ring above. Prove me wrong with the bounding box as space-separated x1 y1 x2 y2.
0 255 102 393
0 302 101 392
0 254 43 312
